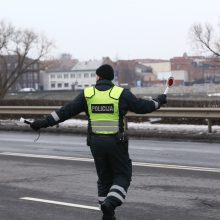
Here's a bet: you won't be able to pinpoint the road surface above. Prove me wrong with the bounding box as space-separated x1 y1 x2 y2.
0 131 219 220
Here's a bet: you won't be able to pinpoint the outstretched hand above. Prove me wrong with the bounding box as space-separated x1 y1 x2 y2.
30 119 48 131
153 94 167 109
156 94 167 105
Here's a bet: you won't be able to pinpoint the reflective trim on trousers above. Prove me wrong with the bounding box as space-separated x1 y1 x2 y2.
110 185 127 196
107 192 125 203
98 196 106 202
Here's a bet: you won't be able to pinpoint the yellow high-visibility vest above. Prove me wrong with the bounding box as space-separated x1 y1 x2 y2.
84 86 124 134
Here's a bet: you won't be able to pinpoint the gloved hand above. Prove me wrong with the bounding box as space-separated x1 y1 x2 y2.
156 94 167 105
30 119 49 131
153 94 167 108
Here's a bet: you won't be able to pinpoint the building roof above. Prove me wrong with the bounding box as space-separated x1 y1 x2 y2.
72 59 103 71
41 59 78 72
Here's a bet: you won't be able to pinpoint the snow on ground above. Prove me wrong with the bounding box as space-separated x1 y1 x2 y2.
1 119 220 135
128 122 220 134
58 119 220 134
45 119 220 134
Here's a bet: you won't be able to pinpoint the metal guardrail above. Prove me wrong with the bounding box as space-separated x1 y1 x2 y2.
0 106 60 115
0 106 220 133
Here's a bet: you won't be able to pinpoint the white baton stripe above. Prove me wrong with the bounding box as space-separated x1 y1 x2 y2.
107 192 125 203
51 111 60 122
110 185 126 196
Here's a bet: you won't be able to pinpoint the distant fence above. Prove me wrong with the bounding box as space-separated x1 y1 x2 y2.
0 106 220 133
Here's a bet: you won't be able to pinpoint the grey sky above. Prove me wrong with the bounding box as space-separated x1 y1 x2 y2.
0 0 220 60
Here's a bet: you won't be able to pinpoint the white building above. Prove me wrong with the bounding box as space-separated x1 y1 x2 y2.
47 70 77 90
140 61 171 75
40 58 114 90
42 60 104 91
71 60 104 90
171 70 189 82
41 70 78 90
157 70 188 83
43 69 96 91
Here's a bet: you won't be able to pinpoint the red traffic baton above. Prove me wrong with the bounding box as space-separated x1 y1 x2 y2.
164 76 174 94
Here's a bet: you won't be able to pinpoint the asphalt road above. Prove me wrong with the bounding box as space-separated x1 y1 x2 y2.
0 131 220 220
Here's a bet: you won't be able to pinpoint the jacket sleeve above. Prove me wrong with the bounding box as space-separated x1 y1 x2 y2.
120 89 159 114
46 92 86 126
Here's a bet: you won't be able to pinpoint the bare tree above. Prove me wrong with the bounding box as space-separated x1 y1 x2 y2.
0 21 53 99
190 22 220 57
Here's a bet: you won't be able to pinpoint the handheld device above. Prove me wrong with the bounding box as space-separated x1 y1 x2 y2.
20 117 41 142
20 117 31 125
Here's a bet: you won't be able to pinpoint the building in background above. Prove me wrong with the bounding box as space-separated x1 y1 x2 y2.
199 57 220 83
71 57 114 90
170 53 220 84
0 55 40 92
170 53 204 84
71 60 101 90
115 60 136 87
115 59 172 87
4 52 219 93
41 57 114 91
138 60 171 86
134 63 156 86
40 54 78 90
140 60 171 74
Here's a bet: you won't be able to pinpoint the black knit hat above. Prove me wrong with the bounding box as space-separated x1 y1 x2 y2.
96 64 114 80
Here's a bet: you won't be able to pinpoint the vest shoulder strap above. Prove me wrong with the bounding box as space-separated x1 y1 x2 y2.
84 87 95 98
110 86 124 100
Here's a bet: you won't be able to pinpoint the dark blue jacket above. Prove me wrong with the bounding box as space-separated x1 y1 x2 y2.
47 80 157 127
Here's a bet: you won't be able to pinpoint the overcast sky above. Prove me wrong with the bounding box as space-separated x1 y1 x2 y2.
0 0 220 61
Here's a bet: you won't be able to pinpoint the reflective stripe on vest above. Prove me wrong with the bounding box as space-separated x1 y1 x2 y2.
84 86 124 134
91 121 119 133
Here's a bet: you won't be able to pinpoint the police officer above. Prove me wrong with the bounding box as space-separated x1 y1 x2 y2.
30 64 167 220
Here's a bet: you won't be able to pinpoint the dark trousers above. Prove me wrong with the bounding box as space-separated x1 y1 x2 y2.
90 135 132 210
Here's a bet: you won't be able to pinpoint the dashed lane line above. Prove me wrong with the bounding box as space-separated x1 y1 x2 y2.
1 151 220 173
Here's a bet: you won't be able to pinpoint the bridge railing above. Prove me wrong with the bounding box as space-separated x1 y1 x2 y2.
0 106 220 133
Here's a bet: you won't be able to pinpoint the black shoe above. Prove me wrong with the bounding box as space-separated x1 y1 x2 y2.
101 202 116 220
102 214 116 220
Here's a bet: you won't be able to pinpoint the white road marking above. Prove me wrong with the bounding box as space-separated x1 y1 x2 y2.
1 151 220 173
20 197 100 211
0 152 93 162
132 161 220 173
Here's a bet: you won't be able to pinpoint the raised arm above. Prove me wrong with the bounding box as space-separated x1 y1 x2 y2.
119 89 167 115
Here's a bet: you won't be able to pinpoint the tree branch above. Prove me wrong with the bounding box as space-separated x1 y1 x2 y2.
191 23 220 57
0 20 53 98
